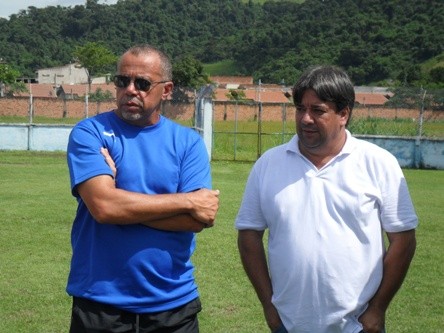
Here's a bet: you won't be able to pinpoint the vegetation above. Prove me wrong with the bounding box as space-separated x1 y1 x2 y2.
88 88 114 115
204 60 241 76
0 63 27 96
0 0 442 87
171 55 212 102
0 151 442 332
73 41 117 91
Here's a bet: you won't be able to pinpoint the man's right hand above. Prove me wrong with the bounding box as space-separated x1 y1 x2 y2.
186 188 220 227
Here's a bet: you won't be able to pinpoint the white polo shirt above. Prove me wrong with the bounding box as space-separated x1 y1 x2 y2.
235 131 418 333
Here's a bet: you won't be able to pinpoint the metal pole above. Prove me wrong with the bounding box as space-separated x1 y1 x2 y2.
202 98 213 160
282 103 286 144
418 89 426 138
257 79 262 159
29 94 33 124
85 88 89 118
234 102 238 160
414 89 427 168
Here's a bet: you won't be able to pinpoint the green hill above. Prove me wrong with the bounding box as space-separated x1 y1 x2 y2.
0 0 442 87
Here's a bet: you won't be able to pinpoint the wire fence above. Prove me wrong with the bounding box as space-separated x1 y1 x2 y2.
0 87 443 162
211 96 444 161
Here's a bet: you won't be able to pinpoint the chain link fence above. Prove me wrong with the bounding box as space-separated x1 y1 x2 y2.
0 87 443 163
211 87 444 161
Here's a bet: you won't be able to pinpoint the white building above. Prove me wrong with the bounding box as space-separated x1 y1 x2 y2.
36 63 89 85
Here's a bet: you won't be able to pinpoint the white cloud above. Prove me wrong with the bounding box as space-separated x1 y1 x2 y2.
0 0 118 19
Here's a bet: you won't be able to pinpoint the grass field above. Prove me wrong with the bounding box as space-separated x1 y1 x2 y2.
0 151 443 332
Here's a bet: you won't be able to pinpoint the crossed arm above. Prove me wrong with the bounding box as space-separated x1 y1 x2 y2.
76 148 220 233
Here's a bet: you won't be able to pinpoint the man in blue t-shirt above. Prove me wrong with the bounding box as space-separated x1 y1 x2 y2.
66 44 220 333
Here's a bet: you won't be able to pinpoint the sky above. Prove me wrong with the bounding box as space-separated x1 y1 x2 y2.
0 0 118 19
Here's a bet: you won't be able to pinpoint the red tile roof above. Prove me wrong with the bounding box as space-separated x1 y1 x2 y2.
355 92 390 106
214 88 290 103
210 76 254 85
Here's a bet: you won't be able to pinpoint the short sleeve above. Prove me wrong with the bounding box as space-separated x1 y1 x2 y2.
178 131 212 193
235 163 268 231
378 152 418 232
67 122 113 197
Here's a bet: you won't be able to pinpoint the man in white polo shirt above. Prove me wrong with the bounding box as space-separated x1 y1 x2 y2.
235 65 417 333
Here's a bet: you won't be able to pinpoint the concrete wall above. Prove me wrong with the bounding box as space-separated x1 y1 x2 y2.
1 124 443 169
37 64 89 85
0 124 72 151
355 135 444 169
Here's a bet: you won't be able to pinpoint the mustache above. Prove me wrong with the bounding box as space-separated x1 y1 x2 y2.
300 125 317 130
121 98 142 106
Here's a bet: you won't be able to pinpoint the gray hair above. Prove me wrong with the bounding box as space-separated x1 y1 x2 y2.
117 44 173 81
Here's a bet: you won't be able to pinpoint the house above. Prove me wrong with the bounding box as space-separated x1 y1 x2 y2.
211 78 391 106
210 75 291 103
213 87 290 103
355 92 390 106
36 63 89 85
354 86 393 106
210 76 254 86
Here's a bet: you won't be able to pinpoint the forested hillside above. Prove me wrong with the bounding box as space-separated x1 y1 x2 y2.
0 0 442 86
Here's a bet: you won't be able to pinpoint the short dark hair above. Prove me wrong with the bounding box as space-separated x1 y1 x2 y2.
117 44 173 81
292 65 355 125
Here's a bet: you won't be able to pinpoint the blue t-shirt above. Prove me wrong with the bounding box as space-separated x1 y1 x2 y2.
66 111 211 313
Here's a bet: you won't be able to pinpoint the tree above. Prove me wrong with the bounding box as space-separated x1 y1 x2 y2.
0 62 27 97
73 42 117 92
429 67 444 85
0 63 19 84
386 87 426 109
171 56 210 103
89 88 114 115
172 55 209 89
227 89 247 101
397 64 423 87
0 0 443 88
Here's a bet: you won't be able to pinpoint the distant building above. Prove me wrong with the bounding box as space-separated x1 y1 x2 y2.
210 75 291 103
36 63 88 85
354 86 393 106
210 76 254 86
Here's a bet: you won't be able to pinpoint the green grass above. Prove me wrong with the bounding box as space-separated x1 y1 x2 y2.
2 115 443 139
0 151 443 332
0 151 73 332
204 60 242 76
387 169 444 331
348 117 444 138
0 115 82 125
421 52 444 72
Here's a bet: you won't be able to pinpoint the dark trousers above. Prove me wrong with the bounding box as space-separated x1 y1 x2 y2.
70 297 201 333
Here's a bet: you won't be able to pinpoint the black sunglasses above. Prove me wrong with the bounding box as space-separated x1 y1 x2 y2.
113 75 169 92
